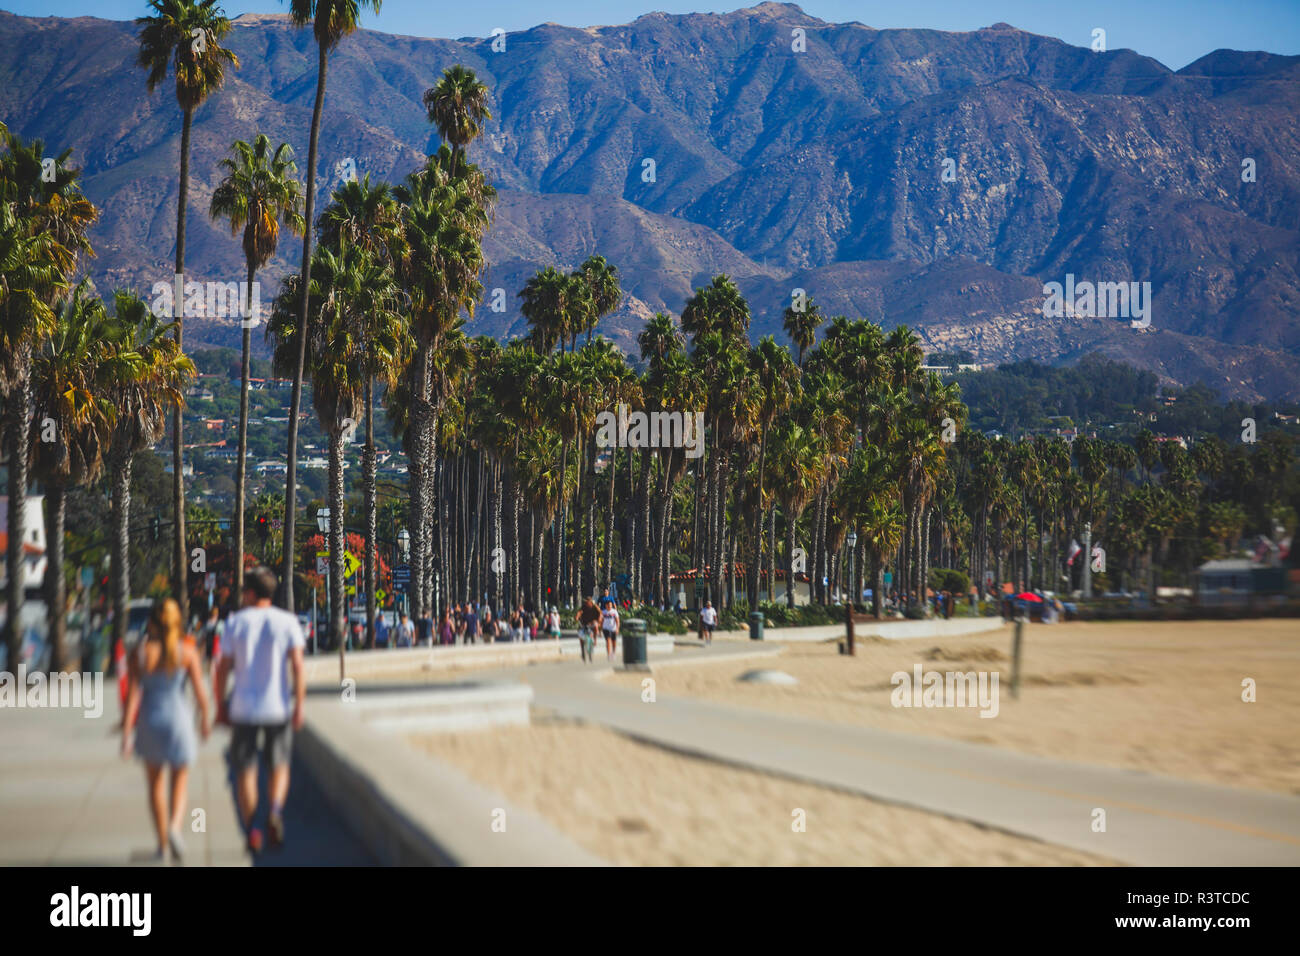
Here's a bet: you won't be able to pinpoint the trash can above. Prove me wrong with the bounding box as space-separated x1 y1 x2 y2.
748 611 765 641
622 618 648 668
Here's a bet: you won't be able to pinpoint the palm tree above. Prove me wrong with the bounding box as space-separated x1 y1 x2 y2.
102 291 193 672
573 255 621 346
209 134 304 600
396 154 490 621
769 420 819 608
136 0 238 620
783 296 822 367
281 0 383 614
30 283 120 672
335 248 409 648
746 336 799 607
519 266 574 354
0 130 94 667
268 247 362 668
423 65 491 171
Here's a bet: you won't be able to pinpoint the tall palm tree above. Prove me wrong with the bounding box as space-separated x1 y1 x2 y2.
281 0 383 614
268 247 362 668
103 291 192 672
0 130 94 667
30 283 122 672
746 336 799 607
209 134 304 600
136 0 238 620
423 65 492 171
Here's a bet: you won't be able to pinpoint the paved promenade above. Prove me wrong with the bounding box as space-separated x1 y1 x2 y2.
0 699 373 866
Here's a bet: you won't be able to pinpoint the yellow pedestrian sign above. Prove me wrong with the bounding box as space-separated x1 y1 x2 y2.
343 551 361 579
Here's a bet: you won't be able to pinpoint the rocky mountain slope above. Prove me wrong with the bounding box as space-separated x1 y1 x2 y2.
1 3 1297 398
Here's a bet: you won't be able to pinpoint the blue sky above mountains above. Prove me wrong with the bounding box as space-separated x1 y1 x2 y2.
5 0 1299 71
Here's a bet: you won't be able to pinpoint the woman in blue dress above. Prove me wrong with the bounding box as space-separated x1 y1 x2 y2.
121 598 211 862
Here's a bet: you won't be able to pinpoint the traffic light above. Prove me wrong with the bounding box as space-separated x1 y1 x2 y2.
256 515 269 542
150 516 161 542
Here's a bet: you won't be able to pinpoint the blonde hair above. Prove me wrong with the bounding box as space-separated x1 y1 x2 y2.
146 598 183 673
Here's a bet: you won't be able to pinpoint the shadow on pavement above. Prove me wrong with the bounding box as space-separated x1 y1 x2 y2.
222 747 377 867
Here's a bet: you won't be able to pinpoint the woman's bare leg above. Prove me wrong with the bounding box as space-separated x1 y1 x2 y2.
168 765 189 834
145 764 166 852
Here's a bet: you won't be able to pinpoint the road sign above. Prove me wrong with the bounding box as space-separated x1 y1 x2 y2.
984 570 995 586
315 554 329 575
343 551 361 579
392 564 411 584
80 567 93 588
883 572 893 586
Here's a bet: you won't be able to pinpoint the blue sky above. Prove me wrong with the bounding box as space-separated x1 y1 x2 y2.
5 1 1299 69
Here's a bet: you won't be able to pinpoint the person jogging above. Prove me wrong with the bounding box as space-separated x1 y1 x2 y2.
214 566 305 855
599 595 620 661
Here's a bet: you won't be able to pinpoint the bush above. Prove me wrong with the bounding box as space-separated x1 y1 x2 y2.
928 567 971 595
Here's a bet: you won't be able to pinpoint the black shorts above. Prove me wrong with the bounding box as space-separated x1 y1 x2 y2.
230 722 293 771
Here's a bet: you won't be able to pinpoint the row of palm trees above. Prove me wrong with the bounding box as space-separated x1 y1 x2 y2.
1 117 192 668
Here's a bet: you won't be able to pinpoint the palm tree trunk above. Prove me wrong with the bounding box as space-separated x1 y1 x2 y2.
44 482 66 674
283 42 330 615
748 425 767 609
759 504 769 600
233 259 255 600
363 378 377 648
328 429 346 674
603 448 616 588
172 105 194 623
3 361 31 668
785 507 797 609
109 452 132 669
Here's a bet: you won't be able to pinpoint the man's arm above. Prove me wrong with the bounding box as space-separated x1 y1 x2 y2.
214 654 233 725
289 644 305 730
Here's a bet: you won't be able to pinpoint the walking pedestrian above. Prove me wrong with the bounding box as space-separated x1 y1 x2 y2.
600 595 620 660
121 597 211 863
463 603 479 645
546 605 562 640
699 598 717 645
214 566 305 855
577 597 599 663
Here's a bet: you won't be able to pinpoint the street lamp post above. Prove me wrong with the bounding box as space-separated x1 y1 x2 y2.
845 530 858 656
318 507 342 680
397 528 410 621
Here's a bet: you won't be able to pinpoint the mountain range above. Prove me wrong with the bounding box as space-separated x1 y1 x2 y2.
1 3 1298 399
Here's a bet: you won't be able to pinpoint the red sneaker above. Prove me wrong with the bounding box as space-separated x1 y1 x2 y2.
246 827 263 854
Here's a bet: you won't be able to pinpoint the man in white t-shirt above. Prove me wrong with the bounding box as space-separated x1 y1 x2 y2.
215 566 305 855
699 599 718 645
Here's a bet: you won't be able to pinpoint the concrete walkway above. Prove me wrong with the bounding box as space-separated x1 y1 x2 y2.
493 643 1300 866
0 700 373 866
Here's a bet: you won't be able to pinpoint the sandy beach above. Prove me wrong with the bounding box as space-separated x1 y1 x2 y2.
606 619 1300 794
410 719 1114 866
